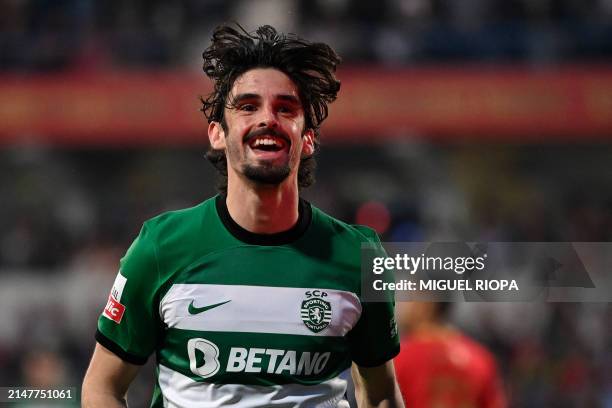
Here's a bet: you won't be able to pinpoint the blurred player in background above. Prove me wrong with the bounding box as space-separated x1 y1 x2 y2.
394 302 507 408
82 23 403 407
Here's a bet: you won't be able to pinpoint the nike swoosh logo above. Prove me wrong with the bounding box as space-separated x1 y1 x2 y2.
188 299 231 315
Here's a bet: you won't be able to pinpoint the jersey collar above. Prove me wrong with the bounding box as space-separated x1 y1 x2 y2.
215 195 312 245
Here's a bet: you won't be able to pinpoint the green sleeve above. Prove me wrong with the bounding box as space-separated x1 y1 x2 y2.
348 226 400 367
96 223 162 365
347 300 399 367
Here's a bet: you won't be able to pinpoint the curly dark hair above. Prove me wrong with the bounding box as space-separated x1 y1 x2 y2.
201 23 341 193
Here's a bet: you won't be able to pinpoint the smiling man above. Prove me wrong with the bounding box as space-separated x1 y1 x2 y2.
82 24 403 408
216 69 305 185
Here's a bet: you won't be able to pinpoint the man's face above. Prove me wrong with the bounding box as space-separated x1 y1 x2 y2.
208 68 314 186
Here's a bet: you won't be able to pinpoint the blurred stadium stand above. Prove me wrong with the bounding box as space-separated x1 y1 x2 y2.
1 1 611 407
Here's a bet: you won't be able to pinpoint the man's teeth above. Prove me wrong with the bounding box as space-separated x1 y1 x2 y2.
253 138 281 147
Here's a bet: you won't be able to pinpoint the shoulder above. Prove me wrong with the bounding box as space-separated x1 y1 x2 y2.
136 198 224 255
142 198 213 239
450 334 500 376
456 334 494 357
123 197 218 272
310 204 381 245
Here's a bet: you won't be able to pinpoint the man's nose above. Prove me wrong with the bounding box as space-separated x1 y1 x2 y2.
257 106 279 128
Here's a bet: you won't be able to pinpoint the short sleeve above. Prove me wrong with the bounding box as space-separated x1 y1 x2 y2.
347 300 400 367
96 223 162 365
347 225 400 367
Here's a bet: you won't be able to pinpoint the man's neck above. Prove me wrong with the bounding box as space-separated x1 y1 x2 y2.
225 178 300 234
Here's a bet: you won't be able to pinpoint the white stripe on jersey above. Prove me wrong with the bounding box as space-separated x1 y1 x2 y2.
160 284 361 337
158 363 351 408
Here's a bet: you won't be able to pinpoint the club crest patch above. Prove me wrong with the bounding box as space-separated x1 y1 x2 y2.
301 290 332 333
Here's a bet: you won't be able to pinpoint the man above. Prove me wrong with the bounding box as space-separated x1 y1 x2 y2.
82 24 403 408
394 302 507 408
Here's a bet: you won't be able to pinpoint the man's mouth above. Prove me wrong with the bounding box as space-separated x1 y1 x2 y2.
244 128 291 155
248 135 287 152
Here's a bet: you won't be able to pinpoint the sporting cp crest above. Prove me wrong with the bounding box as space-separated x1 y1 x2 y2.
301 291 332 333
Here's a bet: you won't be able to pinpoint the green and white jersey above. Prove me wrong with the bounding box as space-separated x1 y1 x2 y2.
97 196 399 408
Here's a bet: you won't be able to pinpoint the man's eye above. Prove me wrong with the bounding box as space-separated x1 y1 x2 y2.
278 106 294 114
239 104 256 112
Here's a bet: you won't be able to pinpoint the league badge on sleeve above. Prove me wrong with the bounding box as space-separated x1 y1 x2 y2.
104 294 126 323
301 290 332 333
103 272 128 324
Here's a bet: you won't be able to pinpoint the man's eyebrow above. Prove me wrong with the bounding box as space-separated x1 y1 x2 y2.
230 93 260 105
228 93 302 107
277 94 301 104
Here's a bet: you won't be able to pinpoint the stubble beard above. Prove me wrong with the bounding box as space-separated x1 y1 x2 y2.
224 123 302 187
242 161 291 185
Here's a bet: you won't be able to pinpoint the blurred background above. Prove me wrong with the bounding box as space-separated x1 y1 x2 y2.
1 0 611 407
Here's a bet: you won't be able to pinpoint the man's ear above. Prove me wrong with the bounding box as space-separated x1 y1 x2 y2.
301 129 315 157
208 121 226 150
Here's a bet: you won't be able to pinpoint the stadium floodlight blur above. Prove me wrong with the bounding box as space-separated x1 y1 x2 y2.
0 1 611 408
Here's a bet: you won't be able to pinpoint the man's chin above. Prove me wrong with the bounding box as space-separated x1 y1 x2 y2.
243 164 291 185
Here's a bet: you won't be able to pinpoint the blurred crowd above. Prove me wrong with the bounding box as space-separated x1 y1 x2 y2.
2 0 612 71
3 144 611 270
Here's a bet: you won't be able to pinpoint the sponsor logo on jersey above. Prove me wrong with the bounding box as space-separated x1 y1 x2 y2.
187 299 231 315
187 340 332 378
103 272 127 323
187 338 221 378
390 316 398 339
110 272 127 301
301 290 332 333
103 294 125 323
226 347 331 375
